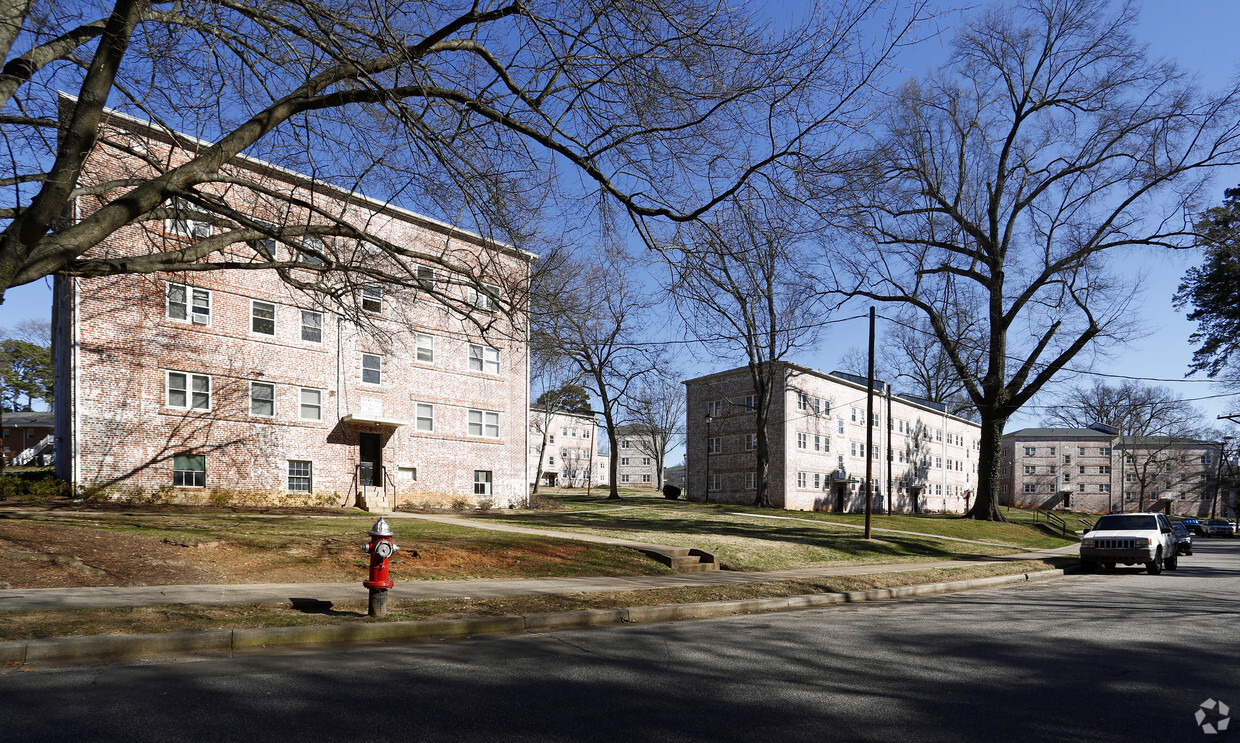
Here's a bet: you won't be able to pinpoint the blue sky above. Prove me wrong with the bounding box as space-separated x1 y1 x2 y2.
5 1 1240 439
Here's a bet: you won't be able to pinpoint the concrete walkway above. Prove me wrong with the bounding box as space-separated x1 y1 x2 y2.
0 545 1077 613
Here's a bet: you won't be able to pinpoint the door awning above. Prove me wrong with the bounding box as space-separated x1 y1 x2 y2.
340 414 408 427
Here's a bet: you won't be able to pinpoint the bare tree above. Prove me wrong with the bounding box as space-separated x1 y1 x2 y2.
623 369 686 491
533 247 659 499
0 0 922 316
823 0 1240 520
528 351 584 494
839 310 981 420
667 194 825 507
1043 379 1207 511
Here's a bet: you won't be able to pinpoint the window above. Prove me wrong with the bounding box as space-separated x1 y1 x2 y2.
797 432 807 449
301 310 322 343
166 198 211 238
1079 483 1086 492
468 409 501 438
549 457 556 465
361 285 383 314
1099 465 1111 475
1024 447 1036 456
1047 446 1056 456
620 473 630 483
813 473 821 489
797 472 807 488
1023 483 1037 493
288 460 312 492
707 400 723 417
1100 447 1111 456
415 403 434 432
745 394 759 410
474 470 492 496
415 334 434 363
251 300 276 335
1079 465 1085 475
745 472 756 489
1079 447 1086 456
1126 473 1136 482
708 437 722 454
709 474 721 490
361 354 382 385
299 388 321 421
398 467 417 481
250 382 275 417
469 344 500 375
642 474 652 484
299 235 328 266
642 457 651 466
745 434 756 451
1201 454 1214 465
935 428 941 440
797 393 809 411
166 283 211 324
935 456 942 468
838 419 845 434
621 457 630 466
416 265 436 289
621 440 629 449
167 372 210 411
469 283 501 311
1064 454 1072 464
822 401 831 416
173 454 205 487
1099 484 1110 493
814 435 822 452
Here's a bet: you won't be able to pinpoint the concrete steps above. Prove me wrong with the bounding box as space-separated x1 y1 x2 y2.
638 546 719 573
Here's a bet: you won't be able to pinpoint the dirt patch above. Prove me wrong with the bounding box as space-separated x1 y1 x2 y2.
0 515 668 589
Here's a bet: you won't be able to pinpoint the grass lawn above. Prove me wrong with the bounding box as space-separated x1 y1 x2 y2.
479 490 1076 572
0 559 1065 641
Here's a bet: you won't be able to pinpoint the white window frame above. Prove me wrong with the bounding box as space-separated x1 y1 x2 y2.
251 299 276 336
708 437 722 454
361 353 382 385
797 472 807 488
415 333 434 363
299 388 322 422
468 409 501 438
167 371 211 411
707 400 723 417
745 434 756 451
709 474 721 491
250 381 275 417
474 470 492 495
288 460 313 492
415 403 434 432
797 432 807 450
361 284 383 314
745 472 756 490
166 198 211 239
300 310 323 343
468 344 500 375
166 283 211 325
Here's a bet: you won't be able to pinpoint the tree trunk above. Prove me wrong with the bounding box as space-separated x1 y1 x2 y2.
531 421 551 495
964 407 1007 521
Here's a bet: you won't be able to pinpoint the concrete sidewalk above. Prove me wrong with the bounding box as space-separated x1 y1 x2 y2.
0 545 1077 613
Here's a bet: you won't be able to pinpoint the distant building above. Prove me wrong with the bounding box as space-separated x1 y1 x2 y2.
684 363 982 512
613 424 661 488
3 411 54 466
1001 426 1226 516
529 408 602 488
664 463 686 490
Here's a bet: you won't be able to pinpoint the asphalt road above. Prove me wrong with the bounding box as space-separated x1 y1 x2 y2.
3 540 1238 743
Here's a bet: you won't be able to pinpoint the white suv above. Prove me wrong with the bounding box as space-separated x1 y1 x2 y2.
1080 513 1178 574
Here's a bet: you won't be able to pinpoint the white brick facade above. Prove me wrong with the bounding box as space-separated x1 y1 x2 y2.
529 409 602 487
685 364 982 512
53 112 532 509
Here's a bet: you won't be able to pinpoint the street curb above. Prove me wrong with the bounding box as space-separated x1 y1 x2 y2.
0 569 1069 664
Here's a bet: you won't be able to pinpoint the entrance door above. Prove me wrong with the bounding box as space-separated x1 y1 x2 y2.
835 484 847 512
359 433 382 486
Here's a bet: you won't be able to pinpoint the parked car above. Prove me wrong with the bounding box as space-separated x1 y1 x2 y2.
1080 512 1178 574
1181 517 1204 536
1202 519 1234 537
1170 522 1193 556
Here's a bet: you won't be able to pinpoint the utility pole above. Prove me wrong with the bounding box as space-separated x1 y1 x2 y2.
864 306 875 540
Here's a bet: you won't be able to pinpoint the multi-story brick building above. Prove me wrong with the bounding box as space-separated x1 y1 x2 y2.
613 424 661 488
1001 426 1226 515
684 364 982 512
528 408 601 488
53 108 533 509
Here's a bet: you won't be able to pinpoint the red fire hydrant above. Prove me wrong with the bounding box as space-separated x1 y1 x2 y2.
361 517 399 617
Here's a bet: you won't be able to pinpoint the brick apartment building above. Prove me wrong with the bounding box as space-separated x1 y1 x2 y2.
685 364 982 512
529 408 603 488
2 411 54 466
53 109 533 509
613 424 661 488
1001 426 1228 516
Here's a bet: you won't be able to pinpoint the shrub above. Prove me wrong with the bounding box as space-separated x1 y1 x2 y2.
528 494 565 511
475 498 494 512
450 497 470 512
663 484 682 500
